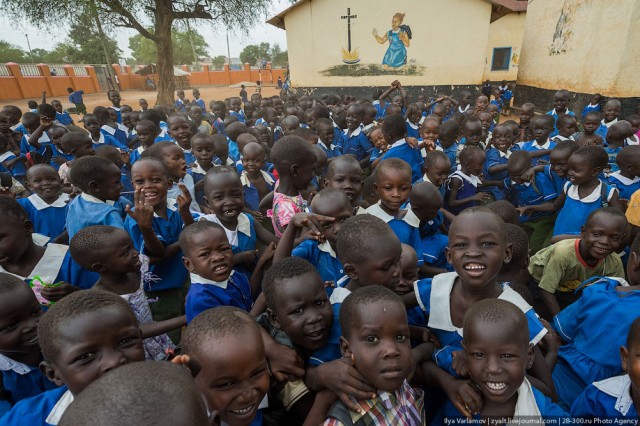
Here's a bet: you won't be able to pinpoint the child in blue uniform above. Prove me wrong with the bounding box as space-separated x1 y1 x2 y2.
405 103 421 139
378 114 423 183
517 114 556 165
315 118 342 160
580 93 602 121
406 209 552 408
552 114 578 143
0 133 26 184
188 133 215 205
174 90 188 113
50 100 73 127
595 99 621 139
196 167 277 271
66 87 85 115
82 113 124 151
553 234 640 407
274 189 352 288
0 290 146 425
65 156 125 238
240 142 275 215
545 89 575 137
0 198 98 300
336 104 373 166
504 150 558 253
446 146 489 215
604 120 634 172
225 121 246 162
436 120 459 174
129 119 159 166
228 97 246 123
106 90 123 123
181 221 255 324
167 115 195 165
483 123 513 200
18 164 68 241
365 158 421 254
409 182 450 277
608 145 640 201
571 316 640 419
93 107 128 150
0 275 59 410
435 299 567 422
322 155 365 213
552 146 624 239
396 244 428 328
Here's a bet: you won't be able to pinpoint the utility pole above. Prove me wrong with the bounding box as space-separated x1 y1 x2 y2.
25 34 34 64
185 20 199 69
226 32 231 66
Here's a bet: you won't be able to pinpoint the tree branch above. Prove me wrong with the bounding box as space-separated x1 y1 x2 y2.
99 0 157 41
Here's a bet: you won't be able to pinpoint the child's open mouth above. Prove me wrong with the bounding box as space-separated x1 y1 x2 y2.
229 403 256 418
463 263 486 277
223 208 238 217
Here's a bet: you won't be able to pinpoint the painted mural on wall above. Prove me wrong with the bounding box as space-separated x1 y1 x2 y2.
323 9 424 77
549 0 588 55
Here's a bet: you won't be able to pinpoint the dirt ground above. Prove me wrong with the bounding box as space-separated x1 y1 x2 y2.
0 84 283 114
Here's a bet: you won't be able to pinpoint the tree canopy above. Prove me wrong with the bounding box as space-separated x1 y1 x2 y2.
129 28 208 65
0 41 26 63
211 55 226 70
239 42 288 68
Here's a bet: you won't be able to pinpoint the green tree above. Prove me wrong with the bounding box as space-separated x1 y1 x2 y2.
0 41 25 63
239 42 271 66
211 55 226 70
0 0 272 104
271 44 288 68
65 9 122 64
129 28 208 65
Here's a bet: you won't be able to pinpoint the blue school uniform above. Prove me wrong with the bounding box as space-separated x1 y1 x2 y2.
187 162 208 205
365 202 422 257
504 172 558 223
445 170 481 216
94 130 127 152
110 106 122 124
380 139 423 183
0 386 71 426
581 103 601 120
211 117 226 137
185 271 252 324
316 140 341 160
19 132 54 157
48 145 72 171
0 241 98 291
546 108 576 137
66 193 125 239
227 138 240 162
414 272 546 376
553 180 616 236
124 205 187 293
55 111 72 126
517 139 556 165
336 126 373 161
292 240 345 287
309 287 351 366
0 355 59 406
405 120 420 139
608 171 640 200
571 375 638 419
435 142 458 174
174 99 188 113
596 118 617 140
167 174 200 213
414 174 446 199
0 151 26 179
240 170 275 212
120 166 134 204
603 145 622 172
194 98 206 113
552 277 640 407
213 156 236 169
436 378 568 424
544 164 568 196
407 209 449 269
490 99 502 112
100 125 128 150
229 110 246 123
17 193 69 239
129 145 146 165
196 212 257 254
484 148 511 200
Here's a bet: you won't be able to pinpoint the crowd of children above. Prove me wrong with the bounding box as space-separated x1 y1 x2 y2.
0 80 638 425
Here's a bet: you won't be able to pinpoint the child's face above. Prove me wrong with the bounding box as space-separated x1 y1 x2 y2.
426 158 451 187
446 212 511 289
177 91 185 100
131 161 170 209
463 123 483 146
93 164 123 201
73 140 95 158
281 121 299 136
583 115 600 134
549 150 571 178
363 109 376 126
109 92 121 106
580 212 626 261
241 148 265 177
487 105 499 119
475 97 488 111
192 139 215 165
369 128 386 151
0 115 10 133
195 333 269 426
553 93 568 111
567 155 597 186
420 121 439 143
345 107 363 131
603 103 621 122
340 300 412 392
44 306 144 395
558 120 578 138
324 162 363 203
395 246 419 296
139 99 148 110
50 128 67 149
83 117 101 134
375 168 412 213
317 124 334 145
347 232 402 288
192 90 200 99
507 161 530 185
168 118 193 150
96 229 141 274
27 167 63 202
162 145 188 180
479 113 493 131
463 153 485 177
461 93 472 106
492 127 511 152
188 108 203 124
313 199 353 245
213 104 226 119
255 126 272 147
205 174 244 222
135 124 157 147
407 108 420 124
391 95 404 109
519 107 534 125
464 321 532 405
532 119 553 143
52 101 63 113
182 227 234 281
0 285 42 358
108 110 118 123
230 99 241 112
269 273 333 352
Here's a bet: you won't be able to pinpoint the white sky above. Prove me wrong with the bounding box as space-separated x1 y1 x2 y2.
0 0 289 60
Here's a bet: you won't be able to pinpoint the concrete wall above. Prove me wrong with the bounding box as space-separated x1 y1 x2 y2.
284 0 493 87
0 64 100 100
482 12 526 81
516 0 640 98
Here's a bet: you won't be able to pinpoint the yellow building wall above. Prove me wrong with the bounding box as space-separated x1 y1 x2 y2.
284 0 493 87
482 12 526 81
517 0 640 97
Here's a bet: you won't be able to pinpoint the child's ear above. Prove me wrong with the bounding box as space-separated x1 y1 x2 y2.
22 219 34 234
580 225 587 239
88 179 100 193
526 343 535 369
620 346 629 372
40 361 65 387
592 166 602 177
343 263 358 281
339 336 352 358
503 242 513 265
167 178 174 188
290 164 299 177
182 256 193 273
323 178 329 188
445 247 452 265
266 308 281 329
91 261 107 273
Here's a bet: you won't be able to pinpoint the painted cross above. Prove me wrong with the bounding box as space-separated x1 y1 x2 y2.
341 8 357 52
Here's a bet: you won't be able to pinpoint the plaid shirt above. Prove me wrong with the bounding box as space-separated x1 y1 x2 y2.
323 380 424 426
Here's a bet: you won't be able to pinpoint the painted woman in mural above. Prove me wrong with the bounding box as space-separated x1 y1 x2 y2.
373 13 412 69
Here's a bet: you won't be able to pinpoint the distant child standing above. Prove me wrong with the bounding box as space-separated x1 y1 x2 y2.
379 114 423 183
50 100 73 126
174 90 188 113
518 114 556 165
239 84 248 104
483 123 513 201
337 104 373 167
595 99 621 139
581 93 602 120
66 87 85 116
517 102 535 143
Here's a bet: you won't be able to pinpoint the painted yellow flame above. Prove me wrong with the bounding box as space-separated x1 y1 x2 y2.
341 48 360 61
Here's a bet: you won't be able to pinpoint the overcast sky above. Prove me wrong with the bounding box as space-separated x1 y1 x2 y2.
0 0 289 61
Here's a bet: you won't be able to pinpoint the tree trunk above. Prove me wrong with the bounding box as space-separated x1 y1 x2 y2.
155 1 175 105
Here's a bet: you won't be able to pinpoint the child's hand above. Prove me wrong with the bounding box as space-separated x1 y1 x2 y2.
451 350 469 377
126 188 154 229
472 193 491 202
171 354 201 377
520 168 535 182
248 209 264 221
405 137 419 149
258 242 277 264
317 358 377 412
265 342 305 382
40 116 53 128
516 206 530 217
52 156 67 166
443 379 483 419
40 282 78 302
290 212 335 236
176 183 192 212
420 328 441 347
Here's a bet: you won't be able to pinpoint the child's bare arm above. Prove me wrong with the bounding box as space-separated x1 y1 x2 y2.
487 163 508 175
447 178 489 207
379 83 396 104
261 327 305 381
528 346 557 400
552 191 567 211
249 292 267 317
305 360 377 412
516 201 555 217
302 390 336 426
420 361 482 419
28 117 53 149
419 263 448 278
126 188 165 258
274 212 334 262
258 191 274 211
254 217 278 246
249 242 276 299
529 149 552 159
541 289 562 318
176 183 195 226
140 315 186 339
608 191 625 212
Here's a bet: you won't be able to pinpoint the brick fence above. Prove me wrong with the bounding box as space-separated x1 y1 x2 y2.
0 63 100 100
